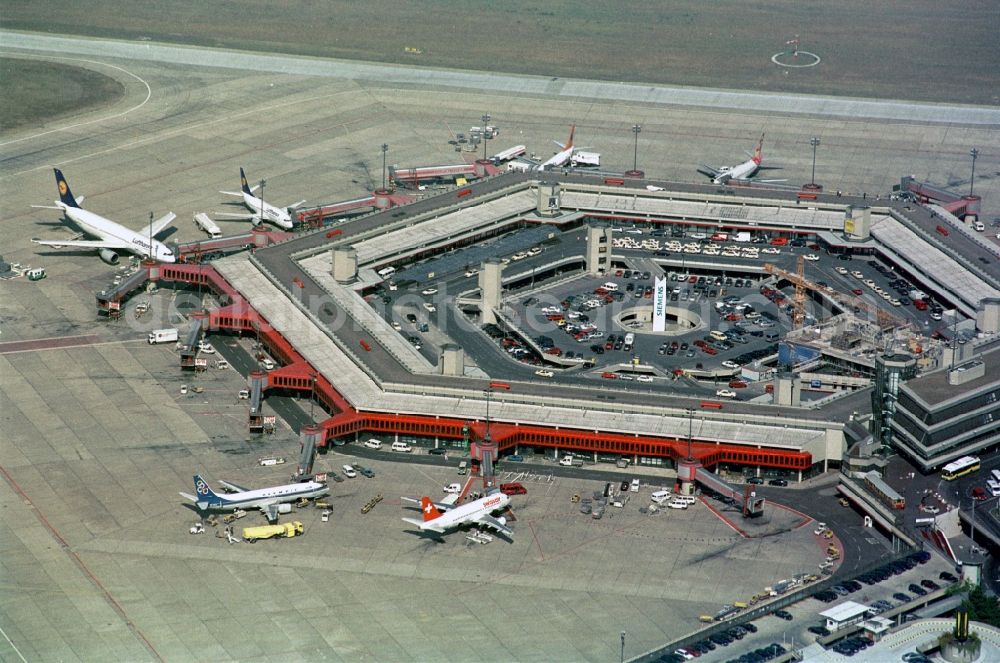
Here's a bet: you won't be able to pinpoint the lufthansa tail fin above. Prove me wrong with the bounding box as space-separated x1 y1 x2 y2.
53 169 80 208
239 167 254 195
420 496 443 521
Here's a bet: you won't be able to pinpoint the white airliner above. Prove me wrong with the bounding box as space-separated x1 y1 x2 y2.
217 167 305 230
697 133 784 185
402 491 513 537
31 168 176 264
537 125 579 171
180 474 328 523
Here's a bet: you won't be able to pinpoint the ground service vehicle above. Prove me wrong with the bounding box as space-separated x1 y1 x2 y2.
194 212 222 238
148 328 178 344
242 521 303 542
26 267 47 280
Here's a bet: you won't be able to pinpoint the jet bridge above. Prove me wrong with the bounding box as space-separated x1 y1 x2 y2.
694 466 765 517
179 319 204 370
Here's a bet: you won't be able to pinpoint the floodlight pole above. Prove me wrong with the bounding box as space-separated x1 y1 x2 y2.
686 408 695 461
809 137 820 187
148 211 153 260
969 148 979 196
631 124 641 172
620 631 626 663
259 179 266 223
482 113 491 161
381 143 389 191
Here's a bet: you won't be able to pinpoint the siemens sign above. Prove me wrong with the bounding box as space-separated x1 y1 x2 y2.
653 277 668 332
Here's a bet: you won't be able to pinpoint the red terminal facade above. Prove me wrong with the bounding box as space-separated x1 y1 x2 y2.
122 262 812 472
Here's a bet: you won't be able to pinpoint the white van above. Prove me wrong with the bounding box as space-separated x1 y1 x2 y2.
391 441 412 452
674 495 697 505
710 330 728 341
363 439 382 449
601 282 619 292
650 490 672 505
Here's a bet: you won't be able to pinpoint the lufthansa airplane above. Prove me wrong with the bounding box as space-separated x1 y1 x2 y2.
216 167 305 230
31 169 176 264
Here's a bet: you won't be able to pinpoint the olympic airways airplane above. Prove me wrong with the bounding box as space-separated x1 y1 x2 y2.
180 474 329 523
31 169 176 264
216 167 306 230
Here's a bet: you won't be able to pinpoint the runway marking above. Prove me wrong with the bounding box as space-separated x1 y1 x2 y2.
0 334 147 354
0 56 152 148
2 81 365 180
0 464 165 663
0 624 28 663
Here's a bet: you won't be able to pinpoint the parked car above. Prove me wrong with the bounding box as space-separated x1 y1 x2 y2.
500 482 527 496
341 464 358 478
773 609 793 621
363 439 383 449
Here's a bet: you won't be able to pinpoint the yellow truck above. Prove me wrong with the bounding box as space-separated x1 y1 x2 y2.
242 521 303 542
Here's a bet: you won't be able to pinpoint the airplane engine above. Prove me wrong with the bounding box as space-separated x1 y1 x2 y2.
99 248 120 265
494 516 507 526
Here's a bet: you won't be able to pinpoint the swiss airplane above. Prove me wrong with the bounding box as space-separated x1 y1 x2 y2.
180 474 328 523
217 167 305 230
697 133 784 185
31 168 176 264
401 491 513 537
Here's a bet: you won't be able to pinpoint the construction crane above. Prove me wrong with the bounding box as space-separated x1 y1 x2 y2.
762 261 910 333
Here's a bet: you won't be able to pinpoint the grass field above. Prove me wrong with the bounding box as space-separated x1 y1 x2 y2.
0 57 125 132
2 0 998 106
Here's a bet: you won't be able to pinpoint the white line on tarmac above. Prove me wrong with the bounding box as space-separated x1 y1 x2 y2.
0 55 152 147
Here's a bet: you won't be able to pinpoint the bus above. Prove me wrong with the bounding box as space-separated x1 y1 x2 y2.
941 456 981 481
991 469 1000 483
864 471 905 510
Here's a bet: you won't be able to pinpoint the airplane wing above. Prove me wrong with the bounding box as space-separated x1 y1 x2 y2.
179 492 197 502
475 513 513 536
286 200 307 211
218 479 251 493
403 518 447 533
219 190 245 197
262 503 280 523
31 205 64 210
32 238 131 249
697 166 722 178
142 212 176 238
400 496 456 511
754 177 788 183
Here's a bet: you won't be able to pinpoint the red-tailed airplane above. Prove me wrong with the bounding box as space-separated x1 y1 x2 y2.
402 491 513 537
697 133 784 185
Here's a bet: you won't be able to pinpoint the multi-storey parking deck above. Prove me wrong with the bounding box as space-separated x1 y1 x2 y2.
139 171 1000 478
